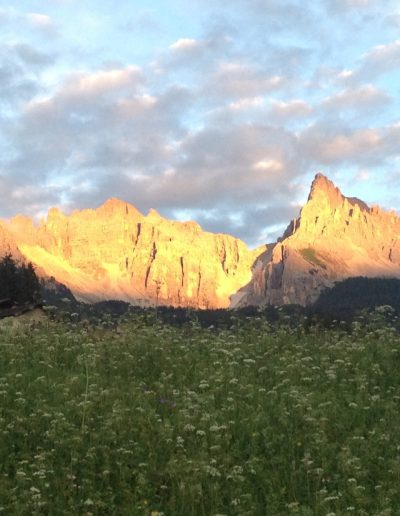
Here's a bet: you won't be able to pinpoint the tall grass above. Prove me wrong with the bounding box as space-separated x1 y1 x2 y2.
1 311 400 515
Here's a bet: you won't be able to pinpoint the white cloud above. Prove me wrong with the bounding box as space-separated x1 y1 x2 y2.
62 66 142 97
253 159 283 172
169 38 200 51
26 13 54 29
337 69 354 80
228 96 264 110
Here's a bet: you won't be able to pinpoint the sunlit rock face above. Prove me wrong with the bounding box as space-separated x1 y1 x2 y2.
3 173 400 308
7 198 259 308
238 173 400 306
0 221 22 260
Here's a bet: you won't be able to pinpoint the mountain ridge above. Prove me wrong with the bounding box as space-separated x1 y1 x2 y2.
1 173 399 308
2 197 260 308
238 173 400 306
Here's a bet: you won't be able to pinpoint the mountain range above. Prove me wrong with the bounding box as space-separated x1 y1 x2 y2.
1 173 399 308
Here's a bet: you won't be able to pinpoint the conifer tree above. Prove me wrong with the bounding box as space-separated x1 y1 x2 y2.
0 254 18 301
0 255 41 304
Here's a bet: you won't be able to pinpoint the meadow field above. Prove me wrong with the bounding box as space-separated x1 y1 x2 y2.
1 310 400 515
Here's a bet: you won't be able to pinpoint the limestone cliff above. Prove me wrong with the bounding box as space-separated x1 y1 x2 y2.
238 173 400 306
6 199 260 308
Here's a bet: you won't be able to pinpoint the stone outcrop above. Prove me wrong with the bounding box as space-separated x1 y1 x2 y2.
6 198 260 308
238 173 400 306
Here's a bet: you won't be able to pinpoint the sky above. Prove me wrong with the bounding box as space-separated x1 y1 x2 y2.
0 0 400 246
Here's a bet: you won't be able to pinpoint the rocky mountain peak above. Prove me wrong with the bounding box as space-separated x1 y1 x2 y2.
238 174 400 307
307 173 343 206
97 198 142 219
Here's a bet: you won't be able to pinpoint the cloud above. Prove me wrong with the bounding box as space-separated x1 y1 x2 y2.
355 169 370 181
205 62 285 101
325 0 379 11
60 66 143 98
1 63 194 208
158 31 232 74
26 13 54 30
195 0 319 37
169 38 200 52
360 39 400 76
12 43 55 67
121 10 162 33
189 200 301 245
268 99 313 120
0 174 64 219
321 84 391 112
300 126 381 164
228 96 264 111
0 42 53 107
253 159 284 172
298 122 400 166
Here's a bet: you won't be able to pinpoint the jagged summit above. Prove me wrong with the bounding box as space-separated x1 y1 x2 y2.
238 173 400 307
307 173 343 206
307 173 369 212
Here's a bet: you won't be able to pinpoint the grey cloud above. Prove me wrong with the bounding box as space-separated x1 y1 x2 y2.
321 84 391 112
203 62 285 101
121 10 163 34
0 42 54 107
1 63 194 209
195 0 319 36
324 0 379 11
13 43 55 67
298 122 400 166
268 99 313 121
156 31 233 79
0 61 38 105
192 200 302 246
0 174 64 219
42 115 307 245
359 39 400 77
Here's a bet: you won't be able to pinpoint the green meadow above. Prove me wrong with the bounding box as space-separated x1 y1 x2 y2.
1 311 400 515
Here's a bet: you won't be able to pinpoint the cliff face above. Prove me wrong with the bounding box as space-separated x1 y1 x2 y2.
238 173 400 306
0 222 22 260
6 199 259 308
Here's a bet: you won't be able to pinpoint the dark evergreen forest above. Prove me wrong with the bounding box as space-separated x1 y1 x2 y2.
0 254 41 305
